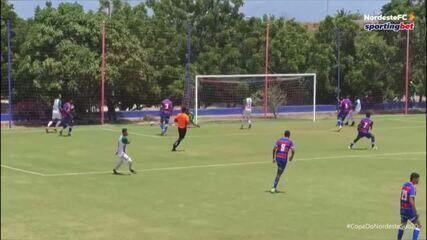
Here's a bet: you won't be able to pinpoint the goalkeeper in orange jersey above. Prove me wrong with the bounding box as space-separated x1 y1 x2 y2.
172 107 190 151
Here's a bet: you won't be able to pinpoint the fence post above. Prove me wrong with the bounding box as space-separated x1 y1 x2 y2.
404 29 410 115
184 23 192 108
100 21 106 124
7 19 12 129
264 19 269 118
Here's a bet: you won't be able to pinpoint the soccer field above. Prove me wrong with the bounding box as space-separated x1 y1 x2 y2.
1 114 426 240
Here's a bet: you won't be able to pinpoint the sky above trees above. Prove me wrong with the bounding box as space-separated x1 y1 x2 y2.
9 0 389 22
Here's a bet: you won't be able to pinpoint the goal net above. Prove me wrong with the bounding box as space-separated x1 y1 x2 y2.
194 74 317 124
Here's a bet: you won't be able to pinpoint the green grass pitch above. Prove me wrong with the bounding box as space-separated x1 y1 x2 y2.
1 114 426 240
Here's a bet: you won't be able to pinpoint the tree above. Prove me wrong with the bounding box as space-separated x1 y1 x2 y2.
15 3 100 116
252 87 287 118
269 18 311 73
1 0 24 101
315 12 362 99
381 0 426 100
353 31 399 101
2 0 425 123
101 0 156 111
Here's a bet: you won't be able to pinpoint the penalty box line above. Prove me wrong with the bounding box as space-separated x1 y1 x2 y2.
3 151 423 177
0 164 45 176
101 125 426 140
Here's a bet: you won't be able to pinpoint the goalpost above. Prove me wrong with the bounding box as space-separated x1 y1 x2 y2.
194 73 317 124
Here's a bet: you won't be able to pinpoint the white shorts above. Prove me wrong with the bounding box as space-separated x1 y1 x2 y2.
52 110 62 120
243 109 252 118
117 153 132 163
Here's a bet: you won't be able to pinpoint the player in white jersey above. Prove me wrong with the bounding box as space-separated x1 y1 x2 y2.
354 98 361 113
345 97 361 127
113 128 136 174
240 97 252 129
45 94 62 133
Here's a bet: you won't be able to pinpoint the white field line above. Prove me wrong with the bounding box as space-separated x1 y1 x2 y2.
1 124 423 139
45 171 112 177
1 113 424 134
101 127 170 138
100 125 426 140
0 127 108 134
36 151 425 177
0 164 45 176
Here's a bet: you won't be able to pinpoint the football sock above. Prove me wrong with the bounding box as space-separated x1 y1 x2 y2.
68 127 72 134
397 227 404 240
55 121 61 128
173 139 181 150
273 179 279 189
353 137 360 144
412 228 420 240
114 161 122 171
47 121 53 127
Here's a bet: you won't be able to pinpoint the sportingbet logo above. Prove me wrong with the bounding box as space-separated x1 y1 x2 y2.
364 22 414 32
363 12 415 32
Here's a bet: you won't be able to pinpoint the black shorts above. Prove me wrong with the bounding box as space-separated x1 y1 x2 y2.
178 128 187 139
62 117 73 127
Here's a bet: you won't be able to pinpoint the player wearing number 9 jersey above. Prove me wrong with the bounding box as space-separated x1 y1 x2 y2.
270 130 295 193
397 173 421 240
348 112 377 150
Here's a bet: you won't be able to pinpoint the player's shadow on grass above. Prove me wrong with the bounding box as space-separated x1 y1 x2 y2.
172 149 185 152
349 147 368 150
264 190 285 194
113 172 132 176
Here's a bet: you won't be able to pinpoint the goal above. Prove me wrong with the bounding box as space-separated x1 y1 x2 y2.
194 74 317 124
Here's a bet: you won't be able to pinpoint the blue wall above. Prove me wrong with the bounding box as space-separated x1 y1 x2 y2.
2 102 425 122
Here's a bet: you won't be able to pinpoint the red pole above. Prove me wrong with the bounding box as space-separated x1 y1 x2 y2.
264 20 269 118
404 29 410 115
101 21 106 124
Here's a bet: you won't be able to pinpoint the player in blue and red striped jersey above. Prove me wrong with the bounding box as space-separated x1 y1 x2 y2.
337 96 352 131
397 172 421 240
59 99 73 136
348 112 376 149
270 130 295 193
160 99 173 136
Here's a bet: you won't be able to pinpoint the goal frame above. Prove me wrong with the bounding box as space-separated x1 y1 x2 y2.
194 73 317 124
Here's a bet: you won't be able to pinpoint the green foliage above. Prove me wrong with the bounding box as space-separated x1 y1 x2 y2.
380 0 426 98
252 86 287 118
1 0 25 98
1 0 425 113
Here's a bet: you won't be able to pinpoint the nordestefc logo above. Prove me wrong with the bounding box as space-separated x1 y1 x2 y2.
363 12 415 32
